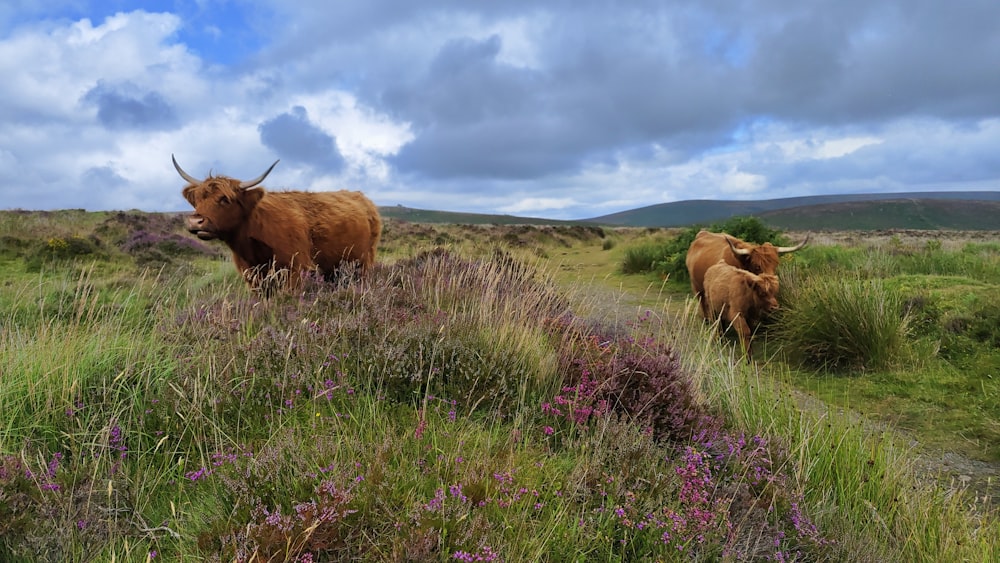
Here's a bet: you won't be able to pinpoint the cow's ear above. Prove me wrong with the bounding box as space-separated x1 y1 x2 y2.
182 185 197 206
239 187 265 210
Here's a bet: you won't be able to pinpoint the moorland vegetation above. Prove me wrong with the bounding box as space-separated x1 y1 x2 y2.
0 209 997 561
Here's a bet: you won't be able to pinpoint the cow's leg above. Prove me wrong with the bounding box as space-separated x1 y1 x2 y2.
732 315 753 363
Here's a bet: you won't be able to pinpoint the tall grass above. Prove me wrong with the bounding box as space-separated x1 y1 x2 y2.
1 221 998 561
774 274 910 372
659 300 1000 562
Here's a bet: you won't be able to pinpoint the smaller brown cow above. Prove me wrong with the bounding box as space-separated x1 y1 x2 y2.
686 230 806 318
703 260 780 362
174 155 382 290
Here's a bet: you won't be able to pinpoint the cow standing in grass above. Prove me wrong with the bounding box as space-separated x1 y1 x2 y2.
174 155 382 290
703 260 780 362
685 230 807 318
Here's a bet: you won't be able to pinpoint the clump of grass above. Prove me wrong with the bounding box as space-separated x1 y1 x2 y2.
620 242 667 274
774 275 910 372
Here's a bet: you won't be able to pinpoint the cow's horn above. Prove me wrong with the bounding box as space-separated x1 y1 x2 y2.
239 160 280 189
776 235 809 254
726 237 751 256
172 154 201 185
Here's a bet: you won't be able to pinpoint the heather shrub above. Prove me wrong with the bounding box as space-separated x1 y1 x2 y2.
120 229 215 265
185 436 363 561
164 249 566 432
546 324 717 444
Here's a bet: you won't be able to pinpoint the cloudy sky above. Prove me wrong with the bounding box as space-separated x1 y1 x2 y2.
2 1 998 219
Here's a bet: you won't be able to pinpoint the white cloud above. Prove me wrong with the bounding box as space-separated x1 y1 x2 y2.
498 197 577 214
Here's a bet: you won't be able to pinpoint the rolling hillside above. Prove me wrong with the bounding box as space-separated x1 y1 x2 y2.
760 198 1000 231
380 192 1000 230
585 191 1000 228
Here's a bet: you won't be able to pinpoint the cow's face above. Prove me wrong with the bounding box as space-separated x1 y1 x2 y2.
741 244 781 277
174 156 277 240
182 178 264 239
727 236 808 276
750 274 780 313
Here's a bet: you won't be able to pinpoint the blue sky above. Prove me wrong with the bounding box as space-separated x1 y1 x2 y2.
2 0 999 219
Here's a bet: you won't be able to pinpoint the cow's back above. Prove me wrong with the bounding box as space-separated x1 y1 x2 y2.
686 231 741 296
257 190 382 271
307 190 381 270
703 261 740 316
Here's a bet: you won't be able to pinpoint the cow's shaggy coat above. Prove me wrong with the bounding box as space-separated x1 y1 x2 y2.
175 156 381 290
703 260 780 362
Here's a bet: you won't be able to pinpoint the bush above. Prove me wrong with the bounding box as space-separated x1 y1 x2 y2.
121 229 216 265
940 301 1000 362
24 235 105 271
774 276 910 372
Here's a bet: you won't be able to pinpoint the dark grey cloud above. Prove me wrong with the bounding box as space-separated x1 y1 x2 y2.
383 21 740 180
258 0 1000 187
741 0 1000 123
81 165 128 188
82 81 179 131
258 106 346 173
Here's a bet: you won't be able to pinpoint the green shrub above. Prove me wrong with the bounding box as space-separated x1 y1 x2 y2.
620 242 665 274
715 216 785 245
774 276 910 372
24 235 106 271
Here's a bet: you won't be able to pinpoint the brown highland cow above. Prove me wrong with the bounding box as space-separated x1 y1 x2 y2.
173 155 382 290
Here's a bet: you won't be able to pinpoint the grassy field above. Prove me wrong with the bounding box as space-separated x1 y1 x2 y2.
1 211 998 561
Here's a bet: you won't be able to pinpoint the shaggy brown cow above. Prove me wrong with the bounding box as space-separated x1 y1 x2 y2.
685 230 806 317
174 155 382 289
703 260 780 362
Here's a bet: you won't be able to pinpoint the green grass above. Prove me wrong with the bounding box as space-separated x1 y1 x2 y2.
1 210 998 561
766 242 1000 462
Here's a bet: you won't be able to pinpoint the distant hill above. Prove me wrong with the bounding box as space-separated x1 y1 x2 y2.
760 198 1000 231
379 205 596 226
585 191 1000 229
379 193 1000 230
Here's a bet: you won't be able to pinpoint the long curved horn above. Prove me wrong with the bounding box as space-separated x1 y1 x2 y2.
172 154 201 185
726 236 751 256
239 160 280 189
776 234 809 254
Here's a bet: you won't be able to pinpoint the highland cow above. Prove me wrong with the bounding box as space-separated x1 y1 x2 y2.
174 155 381 290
